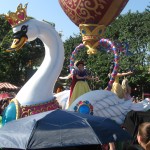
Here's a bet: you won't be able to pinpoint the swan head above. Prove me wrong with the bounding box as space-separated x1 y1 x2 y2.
1 3 38 52
7 19 38 52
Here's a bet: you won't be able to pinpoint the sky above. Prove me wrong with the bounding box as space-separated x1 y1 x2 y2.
0 0 149 41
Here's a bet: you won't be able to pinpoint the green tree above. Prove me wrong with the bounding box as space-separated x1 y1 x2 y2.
104 9 150 96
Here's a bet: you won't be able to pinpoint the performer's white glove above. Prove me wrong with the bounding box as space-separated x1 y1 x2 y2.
59 76 69 80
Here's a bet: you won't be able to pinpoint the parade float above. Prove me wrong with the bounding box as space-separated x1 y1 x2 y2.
1 1 150 126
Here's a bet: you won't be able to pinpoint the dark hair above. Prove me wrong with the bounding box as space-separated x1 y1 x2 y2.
138 122 150 150
76 60 84 67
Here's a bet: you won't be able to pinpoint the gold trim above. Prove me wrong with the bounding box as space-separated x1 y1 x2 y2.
99 0 126 26
10 98 20 119
13 18 31 27
21 97 56 108
1 3 31 27
79 24 105 54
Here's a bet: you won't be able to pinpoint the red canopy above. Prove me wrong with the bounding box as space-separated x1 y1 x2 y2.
0 82 19 91
0 92 13 100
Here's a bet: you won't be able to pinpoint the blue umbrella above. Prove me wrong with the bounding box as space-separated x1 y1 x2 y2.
0 109 131 149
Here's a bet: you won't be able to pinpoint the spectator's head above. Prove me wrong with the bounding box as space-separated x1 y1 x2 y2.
137 122 150 150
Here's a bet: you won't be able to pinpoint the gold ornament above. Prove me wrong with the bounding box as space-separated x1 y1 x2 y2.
1 3 31 27
79 24 105 55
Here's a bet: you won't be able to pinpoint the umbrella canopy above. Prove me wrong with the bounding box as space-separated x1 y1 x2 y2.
0 82 19 91
0 109 131 150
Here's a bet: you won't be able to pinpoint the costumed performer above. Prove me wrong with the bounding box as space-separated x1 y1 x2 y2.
108 66 133 99
69 60 91 107
59 60 100 109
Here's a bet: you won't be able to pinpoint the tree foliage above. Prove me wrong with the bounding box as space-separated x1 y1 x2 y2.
104 10 150 94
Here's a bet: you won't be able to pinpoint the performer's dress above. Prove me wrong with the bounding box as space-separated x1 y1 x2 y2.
111 76 124 99
69 75 77 100
69 69 90 106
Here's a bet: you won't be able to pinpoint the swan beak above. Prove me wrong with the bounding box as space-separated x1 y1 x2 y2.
6 37 28 52
6 25 28 52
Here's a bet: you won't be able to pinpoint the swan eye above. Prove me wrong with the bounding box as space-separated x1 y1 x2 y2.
21 25 28 33
13 25 28 39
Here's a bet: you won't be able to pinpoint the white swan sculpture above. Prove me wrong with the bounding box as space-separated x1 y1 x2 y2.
14 20 64 106
1 3 64 124
1 3 150 125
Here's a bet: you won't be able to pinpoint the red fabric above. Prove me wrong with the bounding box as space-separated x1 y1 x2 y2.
69 75 77 100
102 144 109 150
19 100 60 118
0 93 12 100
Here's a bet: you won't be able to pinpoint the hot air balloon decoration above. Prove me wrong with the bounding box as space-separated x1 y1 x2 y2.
59 0 129 54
